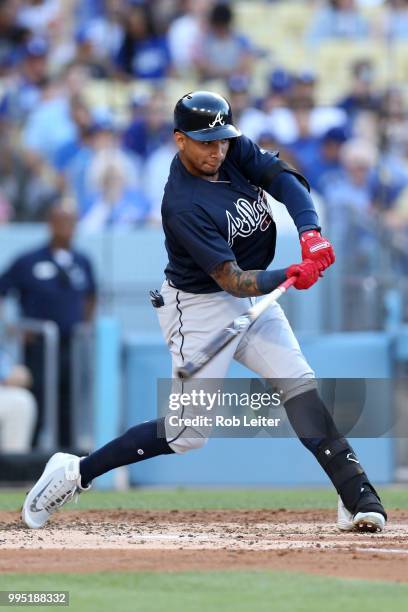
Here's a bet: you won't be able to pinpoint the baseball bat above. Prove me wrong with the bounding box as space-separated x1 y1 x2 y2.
176 276 296 379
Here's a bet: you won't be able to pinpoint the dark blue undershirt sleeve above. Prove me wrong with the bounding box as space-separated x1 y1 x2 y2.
266 172 320 234
256 269 287 294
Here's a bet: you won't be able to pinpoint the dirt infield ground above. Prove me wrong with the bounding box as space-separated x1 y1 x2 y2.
1 509 407 582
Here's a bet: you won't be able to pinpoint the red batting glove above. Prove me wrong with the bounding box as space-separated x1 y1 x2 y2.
286 259 321 290
300 230 335 271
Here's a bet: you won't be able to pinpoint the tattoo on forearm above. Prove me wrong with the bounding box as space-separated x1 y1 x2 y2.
210 260 262 297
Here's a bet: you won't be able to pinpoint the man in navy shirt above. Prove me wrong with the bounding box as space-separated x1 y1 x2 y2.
22 92 386 536
0 205 96 448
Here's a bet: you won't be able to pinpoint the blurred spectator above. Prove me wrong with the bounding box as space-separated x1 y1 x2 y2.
377 87 408 158
20 62 92 166
115 3 171 80
16 0 62 39
0 153 60 222
264 68 293 110
0 347 37 452
74 0 105 30
383 0 408 41
0 191 12 223
0 121 61 222
0 0 31 76
144 140 177 223
193 1 255 80
22 79 78 164
80 148 150 231
385 183 408 229
167 0 209 74
338 59 381 127
0 204 97 448
74 0 125 79
226 74 265 142
290 70 316 105
64 117 110 217
65 109 143 218
322 138 379 269
257 131 299 169
371 153 408 211
0 37 49 124
291 70 348 137
249 68 296 144
123 90 172 160
286 101 322 178
254 69 347 145
150 0 180 33
374 88 408 212
371 89 408 209
306 0 370 47
322 138 378 220
52 95 93 171
308 126 349 194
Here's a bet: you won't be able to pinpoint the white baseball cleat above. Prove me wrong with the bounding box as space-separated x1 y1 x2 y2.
337 496 386 533
22 452 90 529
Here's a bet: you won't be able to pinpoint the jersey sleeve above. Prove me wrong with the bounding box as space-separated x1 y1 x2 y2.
166 208 235 274
229 134 310 192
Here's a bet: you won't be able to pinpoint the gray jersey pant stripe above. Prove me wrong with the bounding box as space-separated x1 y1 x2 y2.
167 290 188 446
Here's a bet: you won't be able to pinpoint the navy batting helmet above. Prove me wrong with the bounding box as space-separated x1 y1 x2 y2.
174 90 241 141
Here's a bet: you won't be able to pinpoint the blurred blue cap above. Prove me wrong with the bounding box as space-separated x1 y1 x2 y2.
227 74 250 93
322 126 348 143
268 68 292 93
23 37 49 58
75 27 92 44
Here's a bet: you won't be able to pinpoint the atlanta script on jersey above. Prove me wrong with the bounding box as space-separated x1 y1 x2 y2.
227 188 272 247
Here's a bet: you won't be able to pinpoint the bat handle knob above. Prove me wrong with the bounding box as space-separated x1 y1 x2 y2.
176 363 195 379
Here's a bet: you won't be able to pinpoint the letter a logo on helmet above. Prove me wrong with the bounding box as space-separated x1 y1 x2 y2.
174 90 241 142
208 111 225 128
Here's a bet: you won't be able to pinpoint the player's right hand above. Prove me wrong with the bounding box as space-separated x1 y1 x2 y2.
300 230 335 271
286 259 321 290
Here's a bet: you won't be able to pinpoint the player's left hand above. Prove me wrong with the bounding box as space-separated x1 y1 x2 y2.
286 259 321 290
300 230 335 271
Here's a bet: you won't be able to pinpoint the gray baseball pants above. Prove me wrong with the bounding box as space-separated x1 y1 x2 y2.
157 280 317 453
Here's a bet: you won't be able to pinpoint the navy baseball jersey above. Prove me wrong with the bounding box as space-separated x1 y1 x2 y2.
0 245 96 336
162 134 308 293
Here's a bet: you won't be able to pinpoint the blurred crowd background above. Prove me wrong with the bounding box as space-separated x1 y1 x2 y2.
1 0 408 461
0 0 407 233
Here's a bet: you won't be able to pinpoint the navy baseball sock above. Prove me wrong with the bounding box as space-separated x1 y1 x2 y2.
284 389 386 518
79 417 174 487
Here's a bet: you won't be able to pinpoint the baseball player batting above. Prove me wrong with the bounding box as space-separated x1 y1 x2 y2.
22 91 387 533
